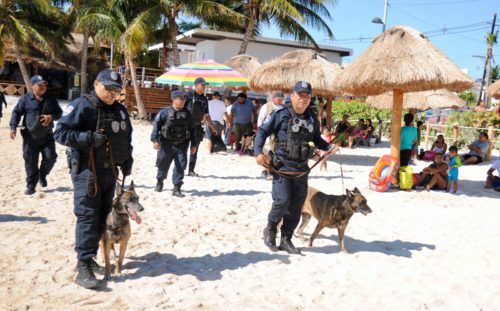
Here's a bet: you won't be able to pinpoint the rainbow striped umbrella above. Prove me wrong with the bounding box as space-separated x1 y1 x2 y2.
155 60 248 87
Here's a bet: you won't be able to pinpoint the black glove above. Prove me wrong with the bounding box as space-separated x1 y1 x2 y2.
121 156 133 177
91 131 107 148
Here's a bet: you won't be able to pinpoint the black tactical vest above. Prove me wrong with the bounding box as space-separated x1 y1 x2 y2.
161 108 190 145
278 108 315 162
93 101 130 167
191 92 207 123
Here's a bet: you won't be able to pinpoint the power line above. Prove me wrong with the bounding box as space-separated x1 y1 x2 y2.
391 0 480 6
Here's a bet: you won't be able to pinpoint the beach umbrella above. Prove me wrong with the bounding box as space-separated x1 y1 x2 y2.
224 54 262 79
333 25 473 160
366 89 466 110
155 60 248 87
487 80 500 99
249 49 342 97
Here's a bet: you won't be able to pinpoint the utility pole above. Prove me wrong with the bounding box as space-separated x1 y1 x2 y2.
382 0 389 32
477 13 497 107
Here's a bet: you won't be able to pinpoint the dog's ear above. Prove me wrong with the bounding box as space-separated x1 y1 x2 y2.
129 180 135 191
116 183 123 196
346 189 353 199
353 187 361 194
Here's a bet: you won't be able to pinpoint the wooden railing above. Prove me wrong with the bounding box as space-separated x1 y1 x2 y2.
0 82 26 96
124 85 171 116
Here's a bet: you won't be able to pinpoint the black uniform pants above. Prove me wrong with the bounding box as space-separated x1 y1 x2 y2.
21 132 57 188
188 125 204 172
156 141 188 186
268 173 309 237
72 166 117 261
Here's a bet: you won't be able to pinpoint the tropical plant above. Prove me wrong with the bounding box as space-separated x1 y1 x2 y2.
490 64 499 84
0 0 62 90
458 91 477 107
235 0 335 55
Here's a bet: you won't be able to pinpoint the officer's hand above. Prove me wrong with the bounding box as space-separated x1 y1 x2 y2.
153 142 160 150
40 115 53 126
9 130 16 140
190 146 197 155
91 131 107 148
256 154 271 166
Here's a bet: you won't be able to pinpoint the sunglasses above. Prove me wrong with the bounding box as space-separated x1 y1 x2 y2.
102 84 122 93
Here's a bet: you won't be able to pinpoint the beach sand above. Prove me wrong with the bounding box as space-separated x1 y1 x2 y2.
0 97 499 310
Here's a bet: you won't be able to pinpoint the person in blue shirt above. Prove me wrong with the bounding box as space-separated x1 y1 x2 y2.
230 92 257 151
400 113 417 167
447 146 460 193
255 81 331 254
54 69 133 289
9 76 62 195
151 90 197 197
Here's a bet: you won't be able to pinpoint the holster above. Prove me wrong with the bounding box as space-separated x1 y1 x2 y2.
66 148 80 175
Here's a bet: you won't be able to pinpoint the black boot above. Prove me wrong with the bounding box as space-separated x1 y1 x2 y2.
279 236 301 254
155 179 163 192
172 185 185 197
39 175 47 187
75 260 102 289
25 186 35 195
188 170 199 177
263 223 278 251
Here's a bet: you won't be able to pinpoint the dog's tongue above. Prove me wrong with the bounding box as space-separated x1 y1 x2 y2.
128 208 142 224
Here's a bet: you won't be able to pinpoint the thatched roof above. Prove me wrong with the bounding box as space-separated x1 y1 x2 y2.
224 54 261 79
3 33 105 72
487 80 500 99
366 89 466 110
333 25 474 96
249 49 342 97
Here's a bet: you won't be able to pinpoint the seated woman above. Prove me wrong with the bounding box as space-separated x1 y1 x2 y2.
414 153 449 191
332 114 352 146
461 132 490 165
431 134 448 154
349 119 374 148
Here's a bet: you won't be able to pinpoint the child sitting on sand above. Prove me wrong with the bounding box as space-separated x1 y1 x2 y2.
447 146 461 194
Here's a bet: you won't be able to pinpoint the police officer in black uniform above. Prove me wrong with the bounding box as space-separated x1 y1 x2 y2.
255 81 331 254
151 90 196 197
185 77 217 177
0 90 7 124
54 69 134 289
9 76 62 195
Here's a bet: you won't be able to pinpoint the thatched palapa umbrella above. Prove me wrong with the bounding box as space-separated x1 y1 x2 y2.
333 25 473 160
224 54 262 80
366 89 466 110
487 80 500 99
250 49 342 127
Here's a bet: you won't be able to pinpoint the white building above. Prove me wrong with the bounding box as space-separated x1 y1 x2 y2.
148 28 352 67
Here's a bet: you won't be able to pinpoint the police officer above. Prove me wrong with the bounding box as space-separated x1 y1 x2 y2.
151 90 196 197
254 81 331 254
185 77 217 177
54 69 133 289
9 76 62 195
0 90 7 124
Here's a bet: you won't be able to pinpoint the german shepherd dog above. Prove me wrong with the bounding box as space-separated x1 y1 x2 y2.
297 187 371 253
101 181 144 279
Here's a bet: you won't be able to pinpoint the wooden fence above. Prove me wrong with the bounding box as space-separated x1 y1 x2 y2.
124 85 171 116
0 82 26 96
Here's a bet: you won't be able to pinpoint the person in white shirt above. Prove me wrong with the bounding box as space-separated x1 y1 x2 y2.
485 159 500 190
206 92 229 153
224 96 233 148
257 91 284 178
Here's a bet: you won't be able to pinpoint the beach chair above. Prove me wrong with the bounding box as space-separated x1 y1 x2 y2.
369 155 399 192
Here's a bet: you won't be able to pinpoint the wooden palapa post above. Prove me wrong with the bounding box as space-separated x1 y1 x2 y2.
391 89 404 160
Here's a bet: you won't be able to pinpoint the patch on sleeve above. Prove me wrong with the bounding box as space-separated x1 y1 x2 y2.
62 105 74 117
263 114 272 124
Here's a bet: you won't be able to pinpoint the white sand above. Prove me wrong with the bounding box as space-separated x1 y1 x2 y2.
0 98 499 310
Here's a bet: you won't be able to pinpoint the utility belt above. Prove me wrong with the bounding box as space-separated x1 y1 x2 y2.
276 140 314 162
269 150 309 172
66 149 116 175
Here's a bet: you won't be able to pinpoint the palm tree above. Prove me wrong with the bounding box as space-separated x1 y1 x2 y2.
0 0 59 91
235 0 335 55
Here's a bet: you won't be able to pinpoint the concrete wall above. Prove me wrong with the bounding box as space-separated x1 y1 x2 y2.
193 39 343 65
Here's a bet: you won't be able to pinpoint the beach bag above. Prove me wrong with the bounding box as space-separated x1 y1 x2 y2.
422 150 436 161
399 166 414 190
210 134 227 153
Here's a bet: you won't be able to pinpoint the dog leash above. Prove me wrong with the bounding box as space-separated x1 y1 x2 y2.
338 148 345 193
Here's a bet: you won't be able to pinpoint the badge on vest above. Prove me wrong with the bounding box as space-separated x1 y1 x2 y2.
62 105 74 117
111 121 120 133
120 110 126 120
120 121 127 131
292 117 313 133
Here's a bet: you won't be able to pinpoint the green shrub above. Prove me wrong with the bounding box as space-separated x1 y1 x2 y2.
445 111 500 149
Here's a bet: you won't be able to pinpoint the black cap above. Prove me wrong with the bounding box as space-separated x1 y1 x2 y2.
171 90 186 100
293 81 312 94
194 77 208 85
30 75 46 85
96 69 122 88
273 91 284 99
213 91 221 97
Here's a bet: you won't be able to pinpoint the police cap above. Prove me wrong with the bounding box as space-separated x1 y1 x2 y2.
293 81 312 94
96 69 122 88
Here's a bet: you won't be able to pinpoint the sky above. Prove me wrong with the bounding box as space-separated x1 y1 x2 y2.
259 0 499 81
